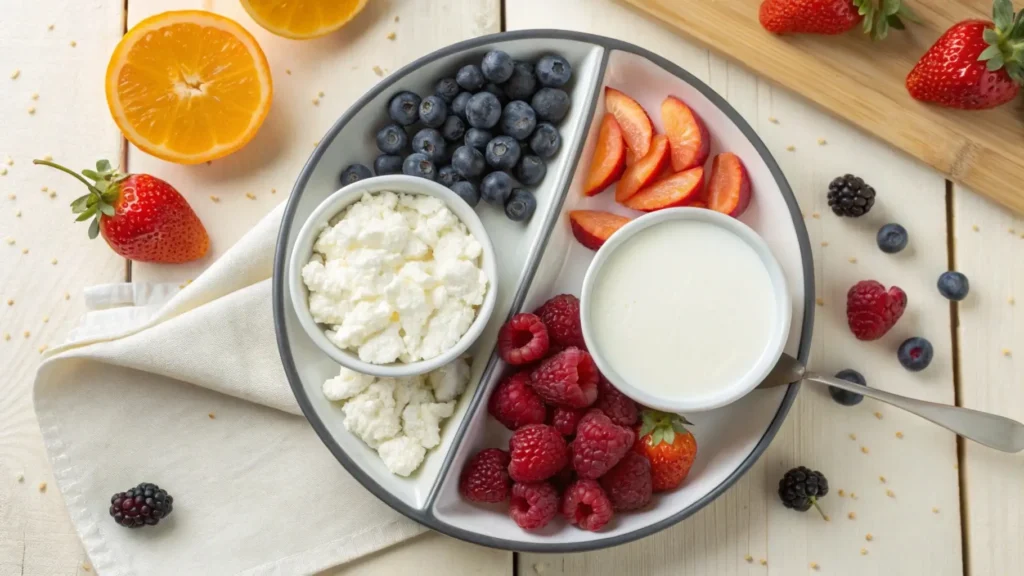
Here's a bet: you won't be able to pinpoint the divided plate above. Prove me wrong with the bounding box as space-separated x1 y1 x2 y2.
273 30 813 552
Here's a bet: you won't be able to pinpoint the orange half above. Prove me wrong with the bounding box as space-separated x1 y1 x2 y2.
240 0 368 39
106 10 273 165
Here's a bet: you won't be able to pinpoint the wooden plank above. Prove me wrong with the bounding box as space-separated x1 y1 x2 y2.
613 0 1024 217
951 186 1024 576
0 2 127 575
509 1 963 574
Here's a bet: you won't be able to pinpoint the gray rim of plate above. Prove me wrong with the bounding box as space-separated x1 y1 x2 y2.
272 29 814 553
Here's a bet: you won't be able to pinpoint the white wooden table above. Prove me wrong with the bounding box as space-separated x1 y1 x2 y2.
2 1 1021 574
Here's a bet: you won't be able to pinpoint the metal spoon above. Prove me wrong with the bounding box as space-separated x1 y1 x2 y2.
760 353 1024 453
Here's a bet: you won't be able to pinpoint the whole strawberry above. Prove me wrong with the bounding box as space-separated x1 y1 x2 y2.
634 410 697 493
907 0 1024 110
36 159 209 263
759 0 915 40
846 280 907 341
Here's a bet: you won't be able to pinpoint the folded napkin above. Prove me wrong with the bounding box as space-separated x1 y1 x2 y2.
34 203 425 576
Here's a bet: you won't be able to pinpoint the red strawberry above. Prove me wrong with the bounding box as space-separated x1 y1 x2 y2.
550 406 587 436
759 0 914 39
509 482 560 530
36 158 209 263
562 479 614 531
634 410 698 492
497 313 550 365
488 371 547 430
569 210 631 251
594 377 639 427
530 347 600 408
508 424 568 483
599 452 652 511
572 410 635 480
534 293 586 351
460 449 511 503
846 280 907 341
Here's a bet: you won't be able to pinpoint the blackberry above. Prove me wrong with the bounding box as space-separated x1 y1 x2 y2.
778 467 828 519
827 174 875 217
110 482 174 528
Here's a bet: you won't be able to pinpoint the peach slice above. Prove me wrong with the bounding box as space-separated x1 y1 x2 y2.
583 114 627 197
662 96 710 172
622 167 704 212
706 153 751 217
569 210 631 251
615 134 670 203
605 88 653 161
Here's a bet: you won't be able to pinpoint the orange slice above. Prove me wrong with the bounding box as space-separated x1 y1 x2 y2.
240 0 368 39
105 11 273 165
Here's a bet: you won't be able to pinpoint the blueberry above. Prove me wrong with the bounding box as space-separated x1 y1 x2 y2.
419 95 448 128
435 77 460 103
451 145 486 179
376 123 409 154
483 82 509 107
466 92 502 129
937 271 970 301
505 188 537 222
374 154 404 176
828 369 866 406
411 128 447 163
898 337 934 372
450 180 480 207
504 61 537 101
441 115 466 142
438 165 462 188
481 50 515 83
465 128 492 151
451 91 472 120
531 88 570 123
456 64 485 91
877 223 908 254
500 100 538 141
529 123 561 159
340 163 372 186
516 155 546 186
388 91 421 126
485 135 521 170
536 54 572 87
481 171 514 206
402 153 436 181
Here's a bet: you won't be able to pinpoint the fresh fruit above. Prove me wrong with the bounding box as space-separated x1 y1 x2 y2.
489 371 548 430
481 171 515 205
530 347 600 408
778 466 829 519
376 124 409 154
374 154 403 176
460 449 512 503
109 482 174 528
827 174 876 217
452 92 473 119
510 482 560 530
389 91 422 126
877 223 909 254
412 128 447 164
483 82 510 107
622 167 704 212
615 134 670 203
846 280 907 341
402 153 437 181
497 313 550 365
456 64 485 91
38 159 209 263
594 377 639 427
569 210 631 251
505 61 539 101
486 136 522 170
516 155 547 186
501 101 538 140
506 189 538 222
508 424 569 483
937 271 970 301
530 123 562 159
105 11 272 164
467 92 502 129
572 410 635 479
605 88 653 160
662 96 710 171
536 54 573 87
758 0 860 36
562 479 613 531
532 88 571 123
599 452 652 512
450 180 480 207
482 50 515 83
452 146 486 179
533 294 585 351
419 95 448 128
465 128 493 152
436 77 461 103
241 0 366 38
442 116 466 142
551 407 587 436
438 165 462 188
829 369 867 406
340 163 372 186
898 337 934 371
583 115 627 196
706 153 752 217
634 410 697 492
690 200 708 209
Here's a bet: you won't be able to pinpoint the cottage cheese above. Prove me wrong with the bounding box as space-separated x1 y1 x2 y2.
303 192 488 364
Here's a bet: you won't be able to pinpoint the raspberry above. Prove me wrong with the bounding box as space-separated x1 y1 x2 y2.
508 424 569 483
599 452 652 511
497 313 550 365
509 482 559 530
550 406 587 436
488 371 547 430
572 410 635 479
109 483 173 528
459 449 511 503
846 280 907 341
529 347 599 408
561 479 613 531
594 377 638 427
534 294 585 351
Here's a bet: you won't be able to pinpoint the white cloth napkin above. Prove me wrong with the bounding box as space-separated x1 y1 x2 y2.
33 203 425 576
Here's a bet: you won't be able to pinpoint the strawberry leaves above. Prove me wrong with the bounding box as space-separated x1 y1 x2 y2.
855 0 919 40
34 158 126 240
979 0 1024 84
639 410 694 447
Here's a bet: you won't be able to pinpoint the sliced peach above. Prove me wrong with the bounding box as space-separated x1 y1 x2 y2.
706 153 751 217
583 114 627 197
605 87 653 161
622 167 704 212
569 210 631 251
662 96 710 171
615 134 670 203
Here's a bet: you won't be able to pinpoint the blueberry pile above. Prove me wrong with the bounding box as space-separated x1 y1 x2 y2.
340 50 573 223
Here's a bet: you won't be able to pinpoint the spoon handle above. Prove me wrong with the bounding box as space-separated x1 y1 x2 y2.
804 373 1024 453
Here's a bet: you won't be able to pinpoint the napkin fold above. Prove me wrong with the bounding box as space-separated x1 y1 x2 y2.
34 203 425 576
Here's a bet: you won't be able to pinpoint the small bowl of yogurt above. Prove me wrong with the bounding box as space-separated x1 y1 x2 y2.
288 175 498 378
580 208 791 413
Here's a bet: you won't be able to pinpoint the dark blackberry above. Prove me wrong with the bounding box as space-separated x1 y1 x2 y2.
110 482 174 528
778 467 828 519
827 174 876 217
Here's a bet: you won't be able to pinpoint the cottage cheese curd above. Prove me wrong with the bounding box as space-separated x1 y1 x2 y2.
302 192 488 364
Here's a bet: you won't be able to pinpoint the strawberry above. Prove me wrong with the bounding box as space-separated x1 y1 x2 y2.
569 210 631 251
583 114 627 196
759 0 916 39
634 410 697 492
906 0 1024 110
35 159 209 263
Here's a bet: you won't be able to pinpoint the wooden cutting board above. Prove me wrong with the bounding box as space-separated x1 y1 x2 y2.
620 0 1024 215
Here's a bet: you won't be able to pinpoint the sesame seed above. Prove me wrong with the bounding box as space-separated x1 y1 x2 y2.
851 492 858 499
821 241 829 247
811 212 820 219
769 116 779 124
810 562 820 570
874 412 883 419
1003 348 1012 357
64 292 70 300
785 145 795 151
21 248 28 254
5 237 13 245
896 431 904 439
5 158 12 166
373 65 385 77
815 298 824 306
849 433 857 440
312 98 320 106
318 91 324 98
394 15 400 22
1020 232 1024 239
838 489 846 497
38 482 47 492
860 548 868 556
865 533 873 541
245 192 256 200
972 224 980 232
848 511 856 519
69 40 76 47
209 195 220 203
849 256 858 263
760 559 767 566
0 168 6 175
50 258 57 265
861 446 869 454
42 316 48 323
817 138 827 145
271 188 277 194
23 330 30 338
745 554 753 563
83 562 91 572
27 106 35 115
954 462 959 470
48 191 56 198
1010 297 1016 305
31 93 38 100
15 210 20 218
387 32 397 40
3 333 9 341
6 299 12 306
886 489 895 498
208 412 216 419
41 186 47 192
7 193 14 200
879 475 886 483
48 24 54 30
16 473 23 481
37 345 47 353
11 69 20 79
286 68 292 75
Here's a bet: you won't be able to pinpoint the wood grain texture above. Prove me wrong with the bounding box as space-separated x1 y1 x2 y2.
617 0 1024 217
